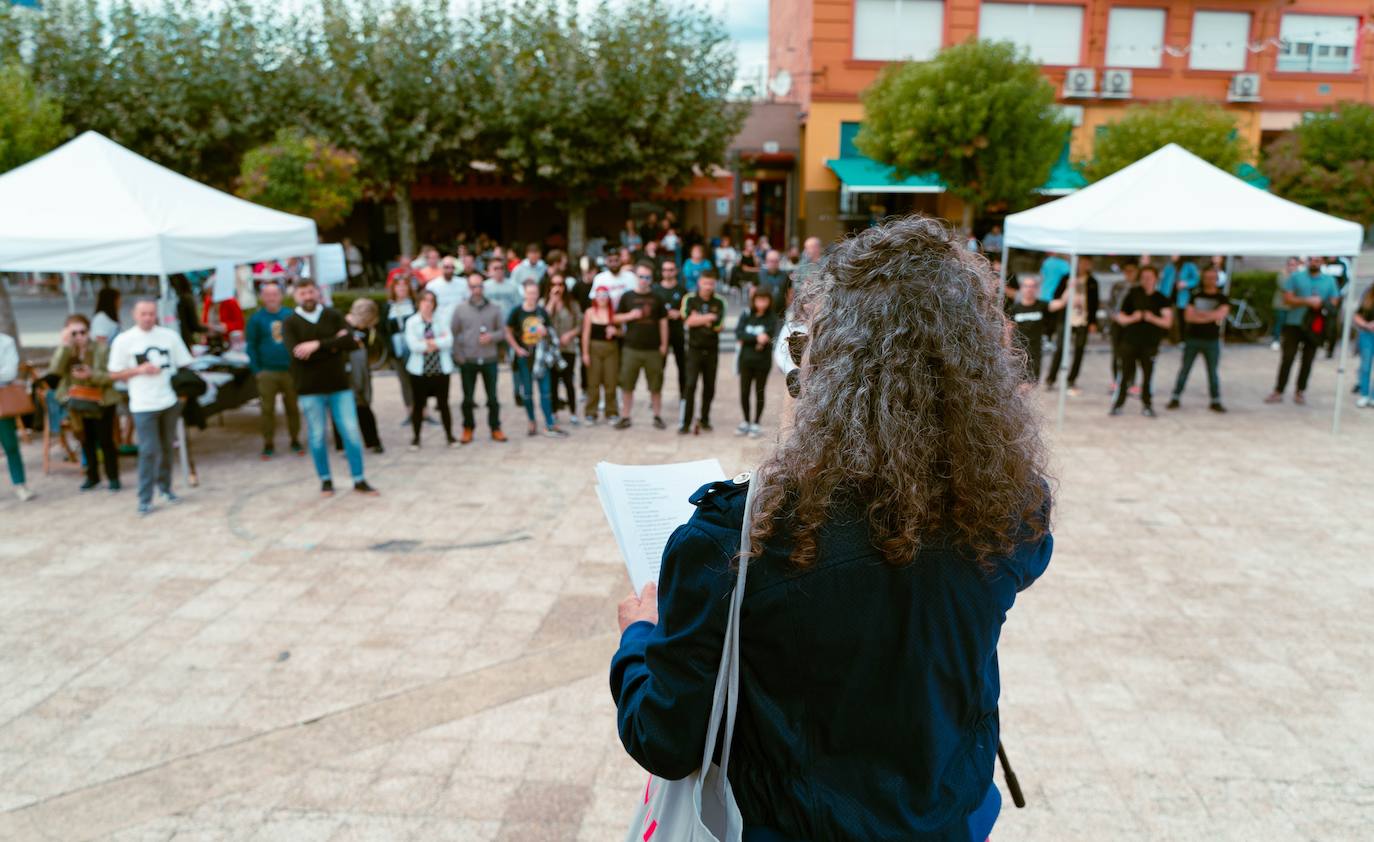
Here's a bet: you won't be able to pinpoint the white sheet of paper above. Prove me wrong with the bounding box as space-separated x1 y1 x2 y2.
212 262 237 303
596 459 725 594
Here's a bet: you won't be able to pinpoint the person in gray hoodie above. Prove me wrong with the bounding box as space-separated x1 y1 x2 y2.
451 272 506 444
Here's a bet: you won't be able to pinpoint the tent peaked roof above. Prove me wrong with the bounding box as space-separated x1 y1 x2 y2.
1003 143 1363 257
0 131 317 275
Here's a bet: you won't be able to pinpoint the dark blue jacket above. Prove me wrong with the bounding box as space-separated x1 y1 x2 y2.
610 478 1052 841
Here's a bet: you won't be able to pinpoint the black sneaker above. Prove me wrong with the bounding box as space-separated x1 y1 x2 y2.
354 480 380 496
260 445 274 460
108 481 122 492
1109 407 1123 416
1142 406 1156 418
80 479 100 491
321 480 335 497
677 425 691 435
613 417 632 430
652 416 666 430
1209 402 1227 413
698 420 713 432
1166 399 1180 410
290 441 305 456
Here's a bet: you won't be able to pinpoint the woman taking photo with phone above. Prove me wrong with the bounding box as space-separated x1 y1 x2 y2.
610 217 1054 841
51 314 121 491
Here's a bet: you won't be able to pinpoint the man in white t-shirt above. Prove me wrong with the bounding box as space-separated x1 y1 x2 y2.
425 256 467 325
592 250 637 307
109 299 194 516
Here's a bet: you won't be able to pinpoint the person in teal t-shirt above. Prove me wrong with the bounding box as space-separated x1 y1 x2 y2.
1266 257 1340 404
681 243 714 293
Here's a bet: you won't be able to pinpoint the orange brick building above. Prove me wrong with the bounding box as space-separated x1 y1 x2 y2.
769 0 1374 242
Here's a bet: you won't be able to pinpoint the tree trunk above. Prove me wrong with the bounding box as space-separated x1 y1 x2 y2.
960 201 975 237
395 184 417 258
567 204 587 258
0 276 18 352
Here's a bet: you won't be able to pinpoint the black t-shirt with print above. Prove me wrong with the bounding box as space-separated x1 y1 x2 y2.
1185 290 1230 341
505 304 551 352
616 290 668 350
1010 299 1050 352
654 284 687 340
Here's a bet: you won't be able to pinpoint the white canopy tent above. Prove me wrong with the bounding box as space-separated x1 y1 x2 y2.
0 131 319 482
0 131 317 294
1002 143 1364 433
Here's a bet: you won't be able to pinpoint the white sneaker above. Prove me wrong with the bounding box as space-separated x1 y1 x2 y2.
748 423 762 438
583 415 597 426
569 415 581 427
1270 340 1281 351
15 485 34 502
1357 396 1371 408
735 421 750 436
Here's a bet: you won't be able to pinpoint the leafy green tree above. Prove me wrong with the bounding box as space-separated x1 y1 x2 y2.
0 61 69 344
302 0 474 257
857 39 1068 231
483 0 745 254
21 0 293 188
0 61 68 175
1265 102 1374 229
236 129 362 231
1081 98 1248 183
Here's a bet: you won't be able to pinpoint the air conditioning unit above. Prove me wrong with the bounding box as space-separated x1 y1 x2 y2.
1063 68 1095 98
1228 73 1262 102
1100 69 1133 99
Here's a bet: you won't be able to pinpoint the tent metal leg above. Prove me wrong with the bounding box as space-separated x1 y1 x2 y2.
1056 255 1078 431
1332 258 1360 435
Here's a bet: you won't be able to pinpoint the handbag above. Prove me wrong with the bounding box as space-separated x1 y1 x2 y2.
67 384 105 418
0 382 34 419
624 477 758 842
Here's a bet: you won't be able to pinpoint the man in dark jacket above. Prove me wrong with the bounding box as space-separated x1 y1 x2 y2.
282 279 379 497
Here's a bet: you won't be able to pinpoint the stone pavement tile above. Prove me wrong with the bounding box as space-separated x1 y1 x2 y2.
434 775 521 821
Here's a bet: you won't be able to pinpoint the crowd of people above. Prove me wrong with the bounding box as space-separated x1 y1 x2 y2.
0 215 828 507
999 249 1365 417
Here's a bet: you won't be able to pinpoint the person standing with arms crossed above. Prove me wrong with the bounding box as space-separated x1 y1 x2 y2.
1110 265 1172 417
613 265 669 430
283 280 379 497
108 299 193 515
678 269 726 435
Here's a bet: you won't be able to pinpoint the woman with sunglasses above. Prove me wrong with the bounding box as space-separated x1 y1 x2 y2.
611 217 1053 842
734 288 780 438
51 314 121 491
544 273 582 423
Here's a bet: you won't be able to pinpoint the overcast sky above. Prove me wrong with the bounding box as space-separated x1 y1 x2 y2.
714 0 769 91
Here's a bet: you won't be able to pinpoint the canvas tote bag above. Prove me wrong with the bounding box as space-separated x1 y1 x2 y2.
624 476 759 842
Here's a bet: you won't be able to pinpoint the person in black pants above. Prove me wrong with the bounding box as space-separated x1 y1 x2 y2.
735 289 780 438
1045 260 1099 393
1110 265 1172 417
654 259 688 402
403 290 457 450
678 270 726 434
1266 257 1341 404
1108 261 1139 390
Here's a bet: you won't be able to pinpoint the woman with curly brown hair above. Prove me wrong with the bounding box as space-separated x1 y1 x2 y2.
610 216 1054 841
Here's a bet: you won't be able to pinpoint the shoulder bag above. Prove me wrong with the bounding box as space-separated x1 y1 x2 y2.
0 382 34 419
624 477 758 842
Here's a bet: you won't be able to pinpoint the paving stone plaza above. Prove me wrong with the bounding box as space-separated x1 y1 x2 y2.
1 341 1371 841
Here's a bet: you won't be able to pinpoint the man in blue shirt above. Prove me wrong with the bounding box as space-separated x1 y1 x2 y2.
1266 257 1341 405
245 282 302 458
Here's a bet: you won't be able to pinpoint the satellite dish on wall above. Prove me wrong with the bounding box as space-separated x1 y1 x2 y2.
768 69 793 98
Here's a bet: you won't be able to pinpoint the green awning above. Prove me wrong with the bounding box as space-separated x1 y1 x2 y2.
827 156 944 194
1040 141 1087 196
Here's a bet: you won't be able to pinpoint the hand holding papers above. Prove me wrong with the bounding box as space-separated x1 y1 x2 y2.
596 459 725 594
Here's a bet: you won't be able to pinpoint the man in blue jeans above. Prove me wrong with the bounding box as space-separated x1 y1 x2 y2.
1167 266 1230 413
282 280 379 497
109 299 194 515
